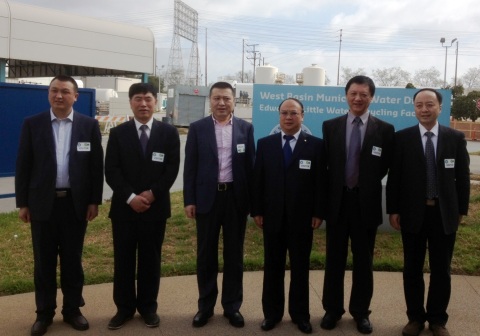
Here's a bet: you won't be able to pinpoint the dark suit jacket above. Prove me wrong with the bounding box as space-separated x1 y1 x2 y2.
322 114 394 228
251 131 326 233
183 115 255 215
105 119 180 221
15 111 104 221
386 124 470 235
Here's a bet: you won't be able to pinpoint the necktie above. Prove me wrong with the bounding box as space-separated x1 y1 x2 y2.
139 124 149 155
345 117 362 188
425 131 437 199
283 135 294 167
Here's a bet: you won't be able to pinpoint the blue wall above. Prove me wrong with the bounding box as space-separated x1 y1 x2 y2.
252 84 451 142
0 83 96 177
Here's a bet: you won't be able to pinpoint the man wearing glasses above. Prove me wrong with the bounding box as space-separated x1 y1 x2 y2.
252 98 326 334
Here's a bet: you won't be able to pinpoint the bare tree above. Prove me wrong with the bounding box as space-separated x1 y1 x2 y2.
460 67 480 89
371 67 411 87
413 67 443 88
340 67 367 85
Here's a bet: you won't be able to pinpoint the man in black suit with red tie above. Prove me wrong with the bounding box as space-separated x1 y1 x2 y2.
15 75 104 336
321 76 394 334
252 97 326 334
387 88 470 336
105 83 180 330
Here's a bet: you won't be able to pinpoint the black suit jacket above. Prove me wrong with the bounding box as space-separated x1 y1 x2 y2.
183 115 255 215
105 119 180 221
322 114 394 228
386 124 470 234
15 111 104 221
251 131 326 233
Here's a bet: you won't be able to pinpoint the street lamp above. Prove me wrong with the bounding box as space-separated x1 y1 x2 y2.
440 37 457 88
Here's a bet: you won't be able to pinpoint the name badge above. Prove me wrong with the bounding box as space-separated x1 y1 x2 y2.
299 160 311 170
372 146 382 157
77 142 91 151
444 159 455 168
237 144 245 153
152 152 165 162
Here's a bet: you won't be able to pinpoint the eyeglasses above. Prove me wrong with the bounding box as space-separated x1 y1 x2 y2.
279 111 301 117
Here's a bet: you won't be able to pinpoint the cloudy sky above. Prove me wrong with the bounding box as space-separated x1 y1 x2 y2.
9 0 480 86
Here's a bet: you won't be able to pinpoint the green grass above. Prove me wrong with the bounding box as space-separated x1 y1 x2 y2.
2 187 480 296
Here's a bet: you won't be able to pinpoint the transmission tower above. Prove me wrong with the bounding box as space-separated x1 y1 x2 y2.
166 0 200 88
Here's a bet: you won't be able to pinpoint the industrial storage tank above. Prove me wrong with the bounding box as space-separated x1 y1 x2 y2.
255 64 278 84
302 64 325 86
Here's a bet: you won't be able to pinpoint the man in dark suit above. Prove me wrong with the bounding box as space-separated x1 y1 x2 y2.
321 75 394 334
386 88 470 336
183 81 255 329
15 75 104 336
105 83 180 330
252 98 326 334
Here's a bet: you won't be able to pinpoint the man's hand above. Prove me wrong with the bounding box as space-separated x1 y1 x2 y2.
312 217 323 229
129 195 151 213
253 215 263 229
389 214 401 231
19 207 30 223
86 204 99 221
184 205 196 219
139 190 155 204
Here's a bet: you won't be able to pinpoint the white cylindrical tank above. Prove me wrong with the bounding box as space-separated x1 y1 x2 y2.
255 64 278 84
302 64 325 86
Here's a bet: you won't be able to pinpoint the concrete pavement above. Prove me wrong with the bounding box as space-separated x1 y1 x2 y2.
0 271 479 335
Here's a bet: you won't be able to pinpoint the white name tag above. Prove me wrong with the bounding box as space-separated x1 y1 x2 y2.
237 144 245 153
152 152 165 162
299 160 311 169
444 159 455 168
372 146 382 157
77 142 91 151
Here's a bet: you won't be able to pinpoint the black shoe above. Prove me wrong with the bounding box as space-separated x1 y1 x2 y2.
320 313 341 330
192 310 213 328
355 317 373 334
261 318 280 331
63 313 89 331
223 311 245 328
142 313 160 328
293 320 313 334
31 319 53 336
107 313 133 330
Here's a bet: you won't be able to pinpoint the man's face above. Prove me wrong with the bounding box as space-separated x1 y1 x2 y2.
414 90 441 130
48 79 78 116
130 92 157 123
279 99 304 135
346 83 373 116
210 88 234 122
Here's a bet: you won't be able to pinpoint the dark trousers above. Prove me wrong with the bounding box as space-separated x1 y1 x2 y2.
30 195 87 319
401 204 455 326
111 218 166 316
322 190 377 319
195 188 246 314
262 217 313 322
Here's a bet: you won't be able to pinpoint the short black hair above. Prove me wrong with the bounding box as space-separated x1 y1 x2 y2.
50 75 78 93
278 97 304 113
413 88 443 105
209 81 234 97
345 75 375 96
128 83 157 99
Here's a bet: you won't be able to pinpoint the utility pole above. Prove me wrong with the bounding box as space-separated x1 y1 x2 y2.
246 43 259 83
242 39 245 83
205 27 207 86
337 29 342 86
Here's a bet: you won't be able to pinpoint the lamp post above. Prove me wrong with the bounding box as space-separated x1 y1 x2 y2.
454 40 459 87
440 37 457 88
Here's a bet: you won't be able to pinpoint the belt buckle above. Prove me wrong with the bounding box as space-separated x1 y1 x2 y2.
426 199 436 206
218 183 227 191
56 190 67 198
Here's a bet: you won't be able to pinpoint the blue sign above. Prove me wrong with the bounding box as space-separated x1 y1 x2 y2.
252 84 451 141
